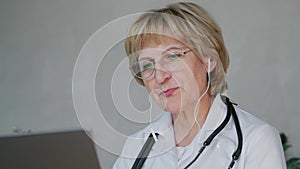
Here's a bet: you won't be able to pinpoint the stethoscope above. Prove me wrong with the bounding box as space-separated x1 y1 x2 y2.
131 95 243 169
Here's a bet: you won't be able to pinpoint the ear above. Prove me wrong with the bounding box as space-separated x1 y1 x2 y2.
205 49 218 73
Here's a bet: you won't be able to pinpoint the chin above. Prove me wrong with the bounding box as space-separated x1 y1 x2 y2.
153 94 183 113
164 103 182 114
166 96 183 109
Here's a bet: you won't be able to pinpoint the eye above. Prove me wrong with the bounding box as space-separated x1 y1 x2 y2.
165 53 183 62
139 60 154 71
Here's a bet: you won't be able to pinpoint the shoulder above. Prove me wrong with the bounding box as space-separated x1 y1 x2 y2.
233 107 286 168
234 106 282 153
234 106 281 141
235 106 275 130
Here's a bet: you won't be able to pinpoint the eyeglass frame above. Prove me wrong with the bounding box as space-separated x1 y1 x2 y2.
131 48 192 80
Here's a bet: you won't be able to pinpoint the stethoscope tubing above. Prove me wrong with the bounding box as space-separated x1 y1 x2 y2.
131 96 243 169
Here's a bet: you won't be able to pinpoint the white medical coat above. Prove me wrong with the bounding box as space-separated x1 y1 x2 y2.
113 95 286 169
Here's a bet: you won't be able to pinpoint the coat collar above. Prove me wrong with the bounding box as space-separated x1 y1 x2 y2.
142 94 232 153
149 95 229 131
146 112 176 155
201 94 230 131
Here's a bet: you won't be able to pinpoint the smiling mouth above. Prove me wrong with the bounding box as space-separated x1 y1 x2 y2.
160 87 179 97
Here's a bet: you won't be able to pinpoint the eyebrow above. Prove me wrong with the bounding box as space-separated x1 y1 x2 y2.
162 46 183 54
138 57 154 62
138 46 184 61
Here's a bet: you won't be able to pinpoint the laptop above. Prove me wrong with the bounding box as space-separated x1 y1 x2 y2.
0 130 101 169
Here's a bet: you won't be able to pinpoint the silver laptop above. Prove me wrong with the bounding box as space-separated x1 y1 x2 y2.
0 130 101 169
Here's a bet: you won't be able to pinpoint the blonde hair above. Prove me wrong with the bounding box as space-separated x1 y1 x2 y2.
125 2 229 96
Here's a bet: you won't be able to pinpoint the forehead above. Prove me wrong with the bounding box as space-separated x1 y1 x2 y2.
138 35 186 59
141 34 185 49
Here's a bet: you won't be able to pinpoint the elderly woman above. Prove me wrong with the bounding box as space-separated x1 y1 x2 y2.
113 2 286 169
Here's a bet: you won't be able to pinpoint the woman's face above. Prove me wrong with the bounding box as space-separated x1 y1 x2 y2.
138 37 209 115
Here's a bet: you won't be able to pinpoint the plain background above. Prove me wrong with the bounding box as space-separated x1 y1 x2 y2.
1 0 299 168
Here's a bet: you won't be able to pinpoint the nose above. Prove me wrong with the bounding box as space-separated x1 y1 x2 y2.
154 67 171 84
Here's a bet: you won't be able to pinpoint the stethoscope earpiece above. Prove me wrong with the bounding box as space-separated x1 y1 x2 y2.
207 59 211 73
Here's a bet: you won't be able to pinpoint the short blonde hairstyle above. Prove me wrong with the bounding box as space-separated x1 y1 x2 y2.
125 2 229 96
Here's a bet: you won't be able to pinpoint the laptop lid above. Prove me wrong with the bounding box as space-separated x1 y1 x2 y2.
0 130 101 169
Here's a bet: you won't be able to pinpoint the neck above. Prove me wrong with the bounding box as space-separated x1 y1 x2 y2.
172 93 213 147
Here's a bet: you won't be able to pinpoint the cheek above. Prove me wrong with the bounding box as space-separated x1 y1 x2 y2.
144 80 156 94
175 70 201 91
173 66 208 100
189 63 208 89
144 81 165 105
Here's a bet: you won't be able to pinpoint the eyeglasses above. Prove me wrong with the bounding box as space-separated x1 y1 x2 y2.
131 49 192 80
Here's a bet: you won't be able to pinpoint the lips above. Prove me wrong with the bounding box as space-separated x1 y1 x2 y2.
161 87 179 97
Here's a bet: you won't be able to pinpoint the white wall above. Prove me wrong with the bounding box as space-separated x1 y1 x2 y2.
1 0 299 168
